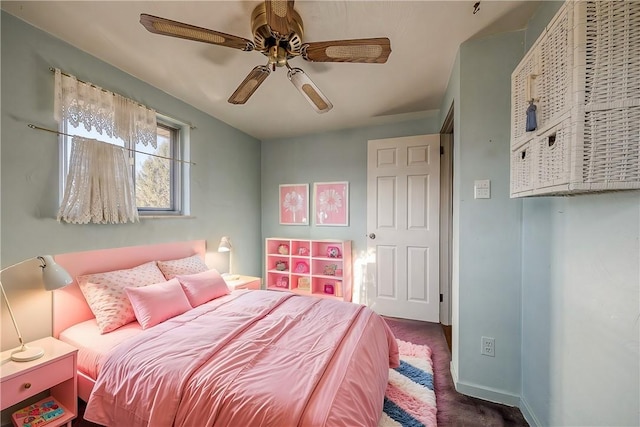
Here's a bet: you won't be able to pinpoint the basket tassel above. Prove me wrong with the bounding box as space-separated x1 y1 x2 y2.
526 100 537 132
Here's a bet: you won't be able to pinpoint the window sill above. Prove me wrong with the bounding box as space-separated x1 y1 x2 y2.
139 215 196 220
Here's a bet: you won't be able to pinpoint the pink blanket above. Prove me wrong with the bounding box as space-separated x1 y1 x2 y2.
84 290 399 426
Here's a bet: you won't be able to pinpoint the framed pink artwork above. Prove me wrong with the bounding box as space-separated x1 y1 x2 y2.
279 184 309 225
313 181 349 226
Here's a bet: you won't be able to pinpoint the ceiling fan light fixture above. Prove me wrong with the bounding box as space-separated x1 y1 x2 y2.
228 65 271 104
287 67 333 114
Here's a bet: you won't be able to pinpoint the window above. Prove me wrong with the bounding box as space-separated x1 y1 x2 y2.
60 115 190 216
134 122 179 213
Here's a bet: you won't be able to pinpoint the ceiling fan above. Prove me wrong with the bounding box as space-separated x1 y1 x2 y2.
140 1 391 114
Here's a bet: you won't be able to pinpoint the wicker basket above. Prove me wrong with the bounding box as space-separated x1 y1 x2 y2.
511 142 533 196
582 107 640 185
583 1 640 107
576 1 640 191
511 3 572 148
511 51 537 147
538 3 572 130
534 119 572 189
510 0 640 197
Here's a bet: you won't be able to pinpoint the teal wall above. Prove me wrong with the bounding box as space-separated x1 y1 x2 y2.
518 2 640 426
260 115 441 271
439 2 639 424
521 194 639 426
1 12 262 349
442 30 526 403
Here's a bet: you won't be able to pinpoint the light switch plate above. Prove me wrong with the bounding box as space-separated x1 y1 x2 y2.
474 180 491 199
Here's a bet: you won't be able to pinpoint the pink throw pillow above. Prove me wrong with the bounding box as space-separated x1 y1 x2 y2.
157 254 208 280
78 261 167 333
125 278 192 329
175 269 230 307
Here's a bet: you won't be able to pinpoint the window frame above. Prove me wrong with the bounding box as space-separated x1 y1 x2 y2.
58 113 191 217
135 120 180 215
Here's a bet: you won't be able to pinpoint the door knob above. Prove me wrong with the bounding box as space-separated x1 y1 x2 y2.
368 233 376 239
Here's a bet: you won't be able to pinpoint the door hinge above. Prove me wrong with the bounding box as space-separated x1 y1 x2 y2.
440 293 444 302
440 146 444 155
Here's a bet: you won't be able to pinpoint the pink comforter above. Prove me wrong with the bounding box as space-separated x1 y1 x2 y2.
84 290 399 427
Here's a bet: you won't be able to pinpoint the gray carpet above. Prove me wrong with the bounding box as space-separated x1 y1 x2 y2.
383 316 529 427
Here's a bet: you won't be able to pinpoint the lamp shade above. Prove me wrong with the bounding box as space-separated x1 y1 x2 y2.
39 255 73 291
218 236 232 252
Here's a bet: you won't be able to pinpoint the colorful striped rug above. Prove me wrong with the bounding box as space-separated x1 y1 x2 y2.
379 339 437 427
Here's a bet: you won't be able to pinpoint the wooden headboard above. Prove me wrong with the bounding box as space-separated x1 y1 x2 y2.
52 240 206 337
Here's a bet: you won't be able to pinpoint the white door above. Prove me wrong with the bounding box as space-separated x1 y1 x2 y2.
366 135 440 322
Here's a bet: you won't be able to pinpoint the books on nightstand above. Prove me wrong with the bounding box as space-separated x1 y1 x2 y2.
11 397 66 427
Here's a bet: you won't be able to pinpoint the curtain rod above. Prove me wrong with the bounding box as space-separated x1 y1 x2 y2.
27 124 196 166
50 67 197 130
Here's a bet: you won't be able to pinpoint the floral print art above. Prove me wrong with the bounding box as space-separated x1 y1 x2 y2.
279 184 309 225
314 182 348 226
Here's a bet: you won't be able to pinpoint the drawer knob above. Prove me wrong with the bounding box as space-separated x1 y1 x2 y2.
23 382 31 389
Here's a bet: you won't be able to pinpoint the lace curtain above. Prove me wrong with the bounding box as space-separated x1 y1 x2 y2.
58 137 138 224
53 68 157 148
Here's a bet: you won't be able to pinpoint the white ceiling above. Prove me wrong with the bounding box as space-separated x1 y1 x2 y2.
2 1 539 140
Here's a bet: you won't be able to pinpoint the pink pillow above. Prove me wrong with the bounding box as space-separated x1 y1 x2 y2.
78 261 167 333
157 254 208 280
125 278 192 329
175 269 230 307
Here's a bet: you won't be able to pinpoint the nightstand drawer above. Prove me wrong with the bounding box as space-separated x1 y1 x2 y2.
1 356 74 409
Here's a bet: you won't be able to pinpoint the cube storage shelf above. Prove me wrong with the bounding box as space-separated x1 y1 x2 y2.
510 0 640 197
265 238 352 302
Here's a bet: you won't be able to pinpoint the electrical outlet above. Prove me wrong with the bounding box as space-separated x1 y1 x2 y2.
481 336 495 357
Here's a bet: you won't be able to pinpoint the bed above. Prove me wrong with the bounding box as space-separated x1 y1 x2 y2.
52 240 399 426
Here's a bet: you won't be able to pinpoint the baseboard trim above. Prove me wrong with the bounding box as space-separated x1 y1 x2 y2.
519 396 542 427
450 360 459 383
454 379 521 407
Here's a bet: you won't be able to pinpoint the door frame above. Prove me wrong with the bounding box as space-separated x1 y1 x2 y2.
439 103 454 326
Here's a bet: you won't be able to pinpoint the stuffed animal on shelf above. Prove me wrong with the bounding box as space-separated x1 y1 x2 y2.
277 244 289 255
326 246 341 258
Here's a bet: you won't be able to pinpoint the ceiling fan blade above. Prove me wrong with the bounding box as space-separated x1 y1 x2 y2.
140 14 254 51
228 66 271 105
287 67 333 114
302 38 391 63
265 0 295 38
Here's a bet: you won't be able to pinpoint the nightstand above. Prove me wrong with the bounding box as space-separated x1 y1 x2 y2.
224 275 262 290
1 337 78 427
